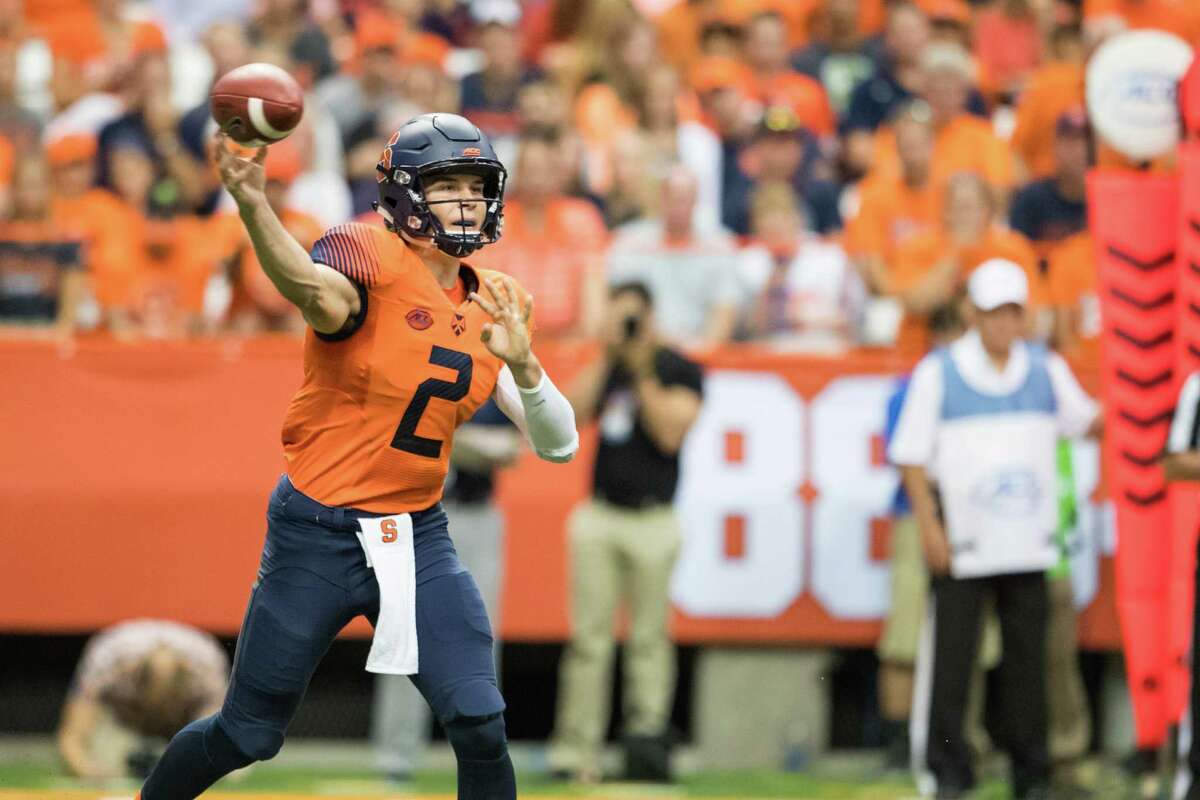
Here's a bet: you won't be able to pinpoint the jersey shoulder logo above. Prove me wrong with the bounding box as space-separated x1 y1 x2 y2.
406 308 433 330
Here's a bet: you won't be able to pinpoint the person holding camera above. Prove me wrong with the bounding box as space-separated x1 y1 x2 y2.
547 281 704 784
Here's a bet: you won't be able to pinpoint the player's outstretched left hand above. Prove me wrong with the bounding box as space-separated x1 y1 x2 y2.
470 275 534 369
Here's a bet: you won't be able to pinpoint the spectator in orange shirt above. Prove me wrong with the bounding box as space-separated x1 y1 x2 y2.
846 100 940 295
889 171 1042 352
973 0 1043 103
43 0 167 112
1083 0 1200 44
104 139 212 338
1046 231 1098 362
656 0 739 73
869 43 1015 200
690 54 759 139
215 139 323 334
1009 23 1085 180
470 130 608 339
46 133 135 331
0 156 84 334
743 10 835 138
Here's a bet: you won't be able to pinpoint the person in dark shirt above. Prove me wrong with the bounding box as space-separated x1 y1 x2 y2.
96 51 207 212
842 1 987 178
459 8 542 139
548 281 703 784
1009 108 1089 255
842 1 930 175
722 105 842 237
792 0 884 117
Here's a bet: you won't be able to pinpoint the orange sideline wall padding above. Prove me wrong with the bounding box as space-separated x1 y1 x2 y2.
0 338 1121 648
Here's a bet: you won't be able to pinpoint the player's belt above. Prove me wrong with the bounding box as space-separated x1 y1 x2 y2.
279 477 440 532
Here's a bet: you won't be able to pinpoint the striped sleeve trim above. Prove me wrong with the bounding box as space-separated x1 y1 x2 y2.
1167 372 1200 454
310 223 382 287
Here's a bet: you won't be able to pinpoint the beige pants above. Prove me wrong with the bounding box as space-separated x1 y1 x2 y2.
1046 572 1091 764
548 499 681 774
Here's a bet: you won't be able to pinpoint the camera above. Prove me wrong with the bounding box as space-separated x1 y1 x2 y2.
623 314 641 341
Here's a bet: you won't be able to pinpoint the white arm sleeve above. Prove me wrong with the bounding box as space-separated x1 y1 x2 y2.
494 365 579 463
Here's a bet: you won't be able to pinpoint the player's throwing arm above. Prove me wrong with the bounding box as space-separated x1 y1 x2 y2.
214 131 359 334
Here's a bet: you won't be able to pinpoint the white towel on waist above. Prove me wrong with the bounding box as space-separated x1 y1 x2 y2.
355 514 418 675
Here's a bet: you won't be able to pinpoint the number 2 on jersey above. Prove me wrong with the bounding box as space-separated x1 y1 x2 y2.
391 345 473 458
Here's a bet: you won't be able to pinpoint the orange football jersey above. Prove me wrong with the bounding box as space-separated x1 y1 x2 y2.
282 222 526 513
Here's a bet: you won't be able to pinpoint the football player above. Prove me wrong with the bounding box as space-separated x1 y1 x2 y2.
137 113 578 800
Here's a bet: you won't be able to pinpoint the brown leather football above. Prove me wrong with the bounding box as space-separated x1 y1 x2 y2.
210 63 304 147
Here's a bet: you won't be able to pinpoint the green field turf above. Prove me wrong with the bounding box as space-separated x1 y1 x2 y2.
0 762 921 799
0 740 1150 799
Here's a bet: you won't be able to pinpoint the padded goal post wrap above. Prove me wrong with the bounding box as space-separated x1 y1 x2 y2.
1090 168 1180 747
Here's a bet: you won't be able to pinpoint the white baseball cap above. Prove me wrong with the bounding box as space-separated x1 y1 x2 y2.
968 258 1028 311
471 0 521 26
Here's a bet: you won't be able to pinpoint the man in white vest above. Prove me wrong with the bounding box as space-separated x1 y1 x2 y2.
889 258 1100 799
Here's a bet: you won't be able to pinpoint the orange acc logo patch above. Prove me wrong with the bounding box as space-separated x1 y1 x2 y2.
406 308 434 330
462 147 481 157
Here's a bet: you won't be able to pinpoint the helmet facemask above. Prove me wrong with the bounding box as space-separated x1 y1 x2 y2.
376 161 507 257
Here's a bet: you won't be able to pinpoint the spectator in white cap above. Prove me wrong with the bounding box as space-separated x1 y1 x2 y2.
888 257 1100 800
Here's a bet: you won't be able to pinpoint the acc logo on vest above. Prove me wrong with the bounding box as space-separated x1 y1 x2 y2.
969 468 1042 517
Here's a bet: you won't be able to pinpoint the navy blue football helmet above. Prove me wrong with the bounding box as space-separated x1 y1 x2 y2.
374 113 506 257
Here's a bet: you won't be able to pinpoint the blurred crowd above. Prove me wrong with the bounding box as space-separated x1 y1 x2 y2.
0 0 1194 356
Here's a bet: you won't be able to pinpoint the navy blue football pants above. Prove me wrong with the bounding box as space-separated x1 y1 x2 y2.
140 475 514 799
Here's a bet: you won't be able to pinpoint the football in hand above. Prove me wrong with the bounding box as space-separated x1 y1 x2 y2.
210 63 304 147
